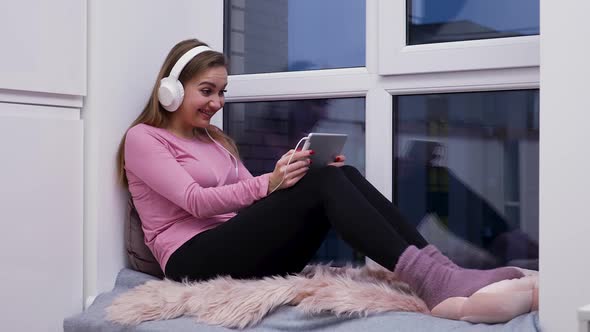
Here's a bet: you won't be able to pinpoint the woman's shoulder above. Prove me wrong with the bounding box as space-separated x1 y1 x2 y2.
127 123 159 137
127 123 171 140
126 124 173 148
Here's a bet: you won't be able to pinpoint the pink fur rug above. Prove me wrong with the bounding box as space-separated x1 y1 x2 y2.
106 264 429 329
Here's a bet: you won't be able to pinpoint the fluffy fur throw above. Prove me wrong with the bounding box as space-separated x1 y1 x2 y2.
106 264 428 329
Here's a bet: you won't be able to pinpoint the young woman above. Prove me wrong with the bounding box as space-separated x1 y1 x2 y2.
116 38 523 310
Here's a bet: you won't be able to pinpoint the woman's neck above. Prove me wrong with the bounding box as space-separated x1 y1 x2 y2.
165 117 197 139
167 126 195 140
165 125 210 143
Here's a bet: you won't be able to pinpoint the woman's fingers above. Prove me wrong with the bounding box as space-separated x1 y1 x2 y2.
286 172 307 187
281 150 313 163
275 159 309 190
297 150 314 159
282 149 295 158
276 150 294 167
271 150 314 192
285 165 309 179
327 154 346 167
284 159 311 173
327 161 345 167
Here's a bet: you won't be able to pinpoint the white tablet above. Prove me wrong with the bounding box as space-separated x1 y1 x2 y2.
301 133 348 167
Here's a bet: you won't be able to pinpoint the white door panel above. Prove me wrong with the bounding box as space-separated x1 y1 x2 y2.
0 0 86 96
0 110 83 332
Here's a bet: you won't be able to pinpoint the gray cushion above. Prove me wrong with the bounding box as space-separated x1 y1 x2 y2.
125 198 164 278
64 268 541 332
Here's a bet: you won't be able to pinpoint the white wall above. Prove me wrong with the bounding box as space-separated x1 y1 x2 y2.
84 0 224 302
540 0 590 331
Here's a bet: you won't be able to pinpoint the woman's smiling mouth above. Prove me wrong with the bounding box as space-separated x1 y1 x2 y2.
198 109 215 118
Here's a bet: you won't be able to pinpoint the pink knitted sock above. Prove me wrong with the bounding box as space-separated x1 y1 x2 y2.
394 246 524 310
424 244 525 276
422 245 459 269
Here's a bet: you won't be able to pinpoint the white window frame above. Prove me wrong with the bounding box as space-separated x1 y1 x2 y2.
377 0 539 75
213 0 539 202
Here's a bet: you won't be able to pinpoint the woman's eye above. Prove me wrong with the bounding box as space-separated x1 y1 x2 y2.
201 89 212 96
219 89 227 97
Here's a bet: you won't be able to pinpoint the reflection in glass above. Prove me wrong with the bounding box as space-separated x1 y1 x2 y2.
407 0 539 45
394 90 539 270
224 98 366 264
224 0 365 74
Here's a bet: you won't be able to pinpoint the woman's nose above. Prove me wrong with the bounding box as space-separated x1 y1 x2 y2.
208 97 222 109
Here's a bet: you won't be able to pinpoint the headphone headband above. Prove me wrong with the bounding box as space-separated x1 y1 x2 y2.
168 45 212 79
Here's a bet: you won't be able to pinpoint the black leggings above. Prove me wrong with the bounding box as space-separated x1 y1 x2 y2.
165 165 428 282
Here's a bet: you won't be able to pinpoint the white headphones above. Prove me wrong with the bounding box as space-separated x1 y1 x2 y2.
158 45 212 112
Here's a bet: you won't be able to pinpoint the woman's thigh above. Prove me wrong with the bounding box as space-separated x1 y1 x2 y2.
165 169 332 281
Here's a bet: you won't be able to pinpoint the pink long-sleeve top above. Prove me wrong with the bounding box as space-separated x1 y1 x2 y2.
124 123 271 271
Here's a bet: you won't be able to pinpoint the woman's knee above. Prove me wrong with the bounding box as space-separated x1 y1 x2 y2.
311 165 342 178
340 165 361 177
305 166 349 189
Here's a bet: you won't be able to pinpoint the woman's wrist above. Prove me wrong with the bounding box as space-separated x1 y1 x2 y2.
267 172 279 194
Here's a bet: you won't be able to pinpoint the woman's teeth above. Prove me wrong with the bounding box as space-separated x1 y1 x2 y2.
199 109 215 117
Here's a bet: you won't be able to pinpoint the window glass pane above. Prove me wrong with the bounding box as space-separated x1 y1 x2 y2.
394 90 539 270
408 0 539 45
225 0 365 74
224 98 366 264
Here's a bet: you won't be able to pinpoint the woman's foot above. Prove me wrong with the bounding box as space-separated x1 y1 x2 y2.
394 246 524 309
422 245 459 269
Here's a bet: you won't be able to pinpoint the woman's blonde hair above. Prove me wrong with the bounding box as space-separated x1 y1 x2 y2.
116 39 239 187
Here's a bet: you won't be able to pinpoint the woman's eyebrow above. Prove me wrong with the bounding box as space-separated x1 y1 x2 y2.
198 81 217 87
198 81 228 89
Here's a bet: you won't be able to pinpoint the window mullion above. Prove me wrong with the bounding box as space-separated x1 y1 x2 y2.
365 87 393 200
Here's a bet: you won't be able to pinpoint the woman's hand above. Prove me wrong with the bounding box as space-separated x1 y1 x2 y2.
268 149 312 194
327 155 346 167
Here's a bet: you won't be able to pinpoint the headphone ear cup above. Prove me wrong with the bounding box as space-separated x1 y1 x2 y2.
158 77 184 112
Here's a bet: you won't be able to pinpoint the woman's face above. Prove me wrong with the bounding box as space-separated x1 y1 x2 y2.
174 65 228 129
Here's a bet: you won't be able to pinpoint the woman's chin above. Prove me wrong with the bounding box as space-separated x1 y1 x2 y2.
192 119 210 128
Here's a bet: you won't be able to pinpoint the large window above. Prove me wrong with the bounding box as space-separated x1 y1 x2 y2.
224 0 365 74
394 90 539 269
220 0 539 268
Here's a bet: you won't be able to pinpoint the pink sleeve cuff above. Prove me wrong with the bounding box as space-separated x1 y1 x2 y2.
256 173 271 199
